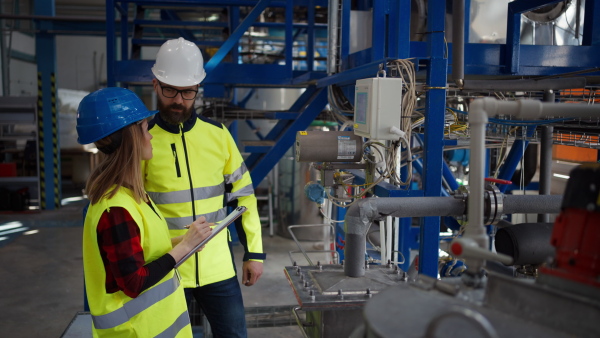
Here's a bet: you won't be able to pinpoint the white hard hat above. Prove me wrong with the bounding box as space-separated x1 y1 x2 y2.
151 37 206 87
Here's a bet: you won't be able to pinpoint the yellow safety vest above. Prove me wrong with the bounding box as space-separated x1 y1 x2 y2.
143 114 265 288
83 186 191 337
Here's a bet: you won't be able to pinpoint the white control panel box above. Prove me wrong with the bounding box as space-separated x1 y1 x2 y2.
353 77 403 140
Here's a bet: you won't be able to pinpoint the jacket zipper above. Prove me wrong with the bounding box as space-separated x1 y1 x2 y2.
171 143 181 177
180 125 200 287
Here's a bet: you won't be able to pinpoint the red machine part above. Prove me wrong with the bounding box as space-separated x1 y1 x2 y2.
540 164 600 288
540 208 600 288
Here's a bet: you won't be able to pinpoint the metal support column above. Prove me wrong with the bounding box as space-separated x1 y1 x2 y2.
418 0 448 277
34 0 61 210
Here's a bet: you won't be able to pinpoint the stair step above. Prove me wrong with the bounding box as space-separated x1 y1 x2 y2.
243 140 275 154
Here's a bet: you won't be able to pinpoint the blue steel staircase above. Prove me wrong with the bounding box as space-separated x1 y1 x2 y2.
106 0 329 187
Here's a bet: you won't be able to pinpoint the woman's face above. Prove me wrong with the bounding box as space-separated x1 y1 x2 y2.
140 119 153 160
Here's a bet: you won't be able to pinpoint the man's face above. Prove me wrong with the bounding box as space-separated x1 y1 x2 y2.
153 79 198 125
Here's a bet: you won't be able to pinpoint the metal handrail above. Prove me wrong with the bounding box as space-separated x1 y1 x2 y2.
287 223 336 266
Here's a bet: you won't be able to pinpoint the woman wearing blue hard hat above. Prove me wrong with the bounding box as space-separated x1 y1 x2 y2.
77 87 212 337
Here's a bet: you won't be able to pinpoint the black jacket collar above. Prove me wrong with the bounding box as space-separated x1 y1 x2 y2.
153 111 197 134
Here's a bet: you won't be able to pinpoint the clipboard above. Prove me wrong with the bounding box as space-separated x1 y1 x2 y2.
174 206 247 268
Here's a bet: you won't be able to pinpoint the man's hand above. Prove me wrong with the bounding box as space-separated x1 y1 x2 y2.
242 261 263 286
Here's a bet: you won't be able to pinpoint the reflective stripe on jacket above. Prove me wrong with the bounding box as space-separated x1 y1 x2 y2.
83 187 191 337
143 114 264 288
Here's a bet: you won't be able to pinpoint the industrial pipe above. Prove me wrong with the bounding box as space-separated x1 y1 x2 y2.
344 197 465 277
502 194 562 214
495 222 555 266
463 98 600 275
327 0 339 75
452 0 465 88
343 193 562 277
462 77 586 91
538 125 554 222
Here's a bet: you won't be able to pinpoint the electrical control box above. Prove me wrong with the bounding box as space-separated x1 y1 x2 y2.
353 77 403 140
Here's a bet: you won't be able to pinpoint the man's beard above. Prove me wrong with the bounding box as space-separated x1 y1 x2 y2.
157 99 194 125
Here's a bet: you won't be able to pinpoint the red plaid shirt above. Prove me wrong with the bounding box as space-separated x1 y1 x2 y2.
97 205 174 298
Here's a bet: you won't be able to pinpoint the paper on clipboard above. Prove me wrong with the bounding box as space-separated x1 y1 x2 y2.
174 206 247 268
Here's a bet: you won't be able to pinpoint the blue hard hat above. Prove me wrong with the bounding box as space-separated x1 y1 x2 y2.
76 87 157 144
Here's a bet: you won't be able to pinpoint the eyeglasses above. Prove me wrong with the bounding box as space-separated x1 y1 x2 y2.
158 82 198 100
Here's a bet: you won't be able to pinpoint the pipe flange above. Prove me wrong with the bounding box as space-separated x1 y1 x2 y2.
453 186 469 224
484 184 503 225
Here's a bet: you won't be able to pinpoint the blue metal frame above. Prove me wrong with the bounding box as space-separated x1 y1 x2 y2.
496 126 537 193
506 0 564 74
100 0 600 279
417 0 447 278
205 0 272 73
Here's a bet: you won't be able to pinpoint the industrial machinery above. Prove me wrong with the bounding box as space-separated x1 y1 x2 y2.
36 0 600 336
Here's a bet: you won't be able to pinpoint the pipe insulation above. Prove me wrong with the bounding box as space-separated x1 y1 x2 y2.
495 223 555 266
344 197 466 277
502 194 562 215
462 77 586 91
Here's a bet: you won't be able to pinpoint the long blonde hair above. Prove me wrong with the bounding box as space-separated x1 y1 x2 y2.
85 123 147 205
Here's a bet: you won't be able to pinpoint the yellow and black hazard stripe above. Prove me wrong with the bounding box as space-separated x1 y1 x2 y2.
37 72 61 209
50 73 60 208
37 72 46 209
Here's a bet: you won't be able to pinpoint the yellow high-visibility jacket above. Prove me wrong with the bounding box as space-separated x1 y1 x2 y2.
143 113 265 288
83 186 191 337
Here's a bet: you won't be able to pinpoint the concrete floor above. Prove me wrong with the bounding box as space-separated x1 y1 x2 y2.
0 191 319 338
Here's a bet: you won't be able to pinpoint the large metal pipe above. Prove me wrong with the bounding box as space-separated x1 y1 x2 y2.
327 0 339 75
452 0 465 88
503 194 562 214
538 125 554 223
344 197 465 277
343 193 562 277
462 77 586 91
495 222 555 266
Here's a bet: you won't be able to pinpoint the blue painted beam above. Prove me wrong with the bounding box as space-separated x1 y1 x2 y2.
316 61 384 87
348 170 424 198
388 0 411 59
419 0 448 278
131 39 223 47
398 218 412 271
204 0 272 73
505 0 564 74
133 19 229 28
583 0 600 46
371 0 386 61
306 0 315 72
497 126 537 193
130 0 328 6
229 6 241 63
107 0 116 86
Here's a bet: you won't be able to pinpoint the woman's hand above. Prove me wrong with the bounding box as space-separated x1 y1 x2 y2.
168 216 212 263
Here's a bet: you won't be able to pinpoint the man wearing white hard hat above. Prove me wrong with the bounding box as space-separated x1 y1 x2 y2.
142 37 265 337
